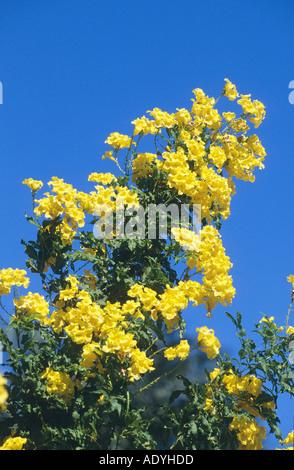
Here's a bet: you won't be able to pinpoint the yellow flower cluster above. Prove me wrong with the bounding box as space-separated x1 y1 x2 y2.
88 172 117 185
282 430 294 448
196 326 220 359
223 78 239 101
259 315 284 333
0 436 27 450
237 94 266 128
13 292 50 325
41 367 76 403
191 87 222 131
29 175 140 246
0 268 30 296
178 225 235 315
132 152 158 183
147 107 177 129
222 134 266 183
205 368 274 419
23 178 43 192
128 281 191 333
275 430 294 449
128 275 232 334
229 415 266 450
171 227 200 252
0 374 8 412
1 268 156 385
164 340 190 361
132 106 190 136
222 370 262 397
131 79 266 214
203 367 269 449
30 276 154 383
105 132 134 149
287 274 294 288
131 115 158 136
155 284 190 331
33 177 86 246
287 325 294 336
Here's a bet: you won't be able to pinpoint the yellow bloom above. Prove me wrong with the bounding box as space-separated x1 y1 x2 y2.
203 398 213 411
41 367 75 402
0 374 8 412
80 342 105 373
287 275 294 288
121 300 141 317
147 107 177 129
237 94 266 128
101 150 116 161
128 284 158 311
58 275 80 301
23 178 43 192
284 430 294 446
88 172 116 185
287 326 294 335
222 371 262 398
222 111 236 121
187 225 235 315
131 115 158 136
132 152 158 183
105 132 134 149
171 227 201 252
209 145 227 170
34 177 86 246
98 394 105 405
0 436 27 450
223 78 238 101
196 326 220 359
13 292 50 325
0 268 30 296
174 108 192 126
102 328 137 359
259 315 283 332
164 340 190 361
115 186 140 207
229 415 266 450
127 348 155 381
155 283 189 330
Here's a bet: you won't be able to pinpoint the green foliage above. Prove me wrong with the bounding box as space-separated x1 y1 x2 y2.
0 86 293 450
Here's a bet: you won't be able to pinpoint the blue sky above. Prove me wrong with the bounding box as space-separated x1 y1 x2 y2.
1 0 294 448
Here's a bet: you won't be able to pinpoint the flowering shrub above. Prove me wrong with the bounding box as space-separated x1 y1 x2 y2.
0 79 294 450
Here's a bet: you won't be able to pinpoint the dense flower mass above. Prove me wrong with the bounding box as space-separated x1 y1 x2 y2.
4 80 292 452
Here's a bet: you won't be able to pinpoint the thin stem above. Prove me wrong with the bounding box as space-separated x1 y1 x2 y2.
286 297 294 331
170 433 183 450
134 357 186 396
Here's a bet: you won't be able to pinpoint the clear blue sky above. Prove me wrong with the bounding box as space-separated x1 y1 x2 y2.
1 0 294 448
